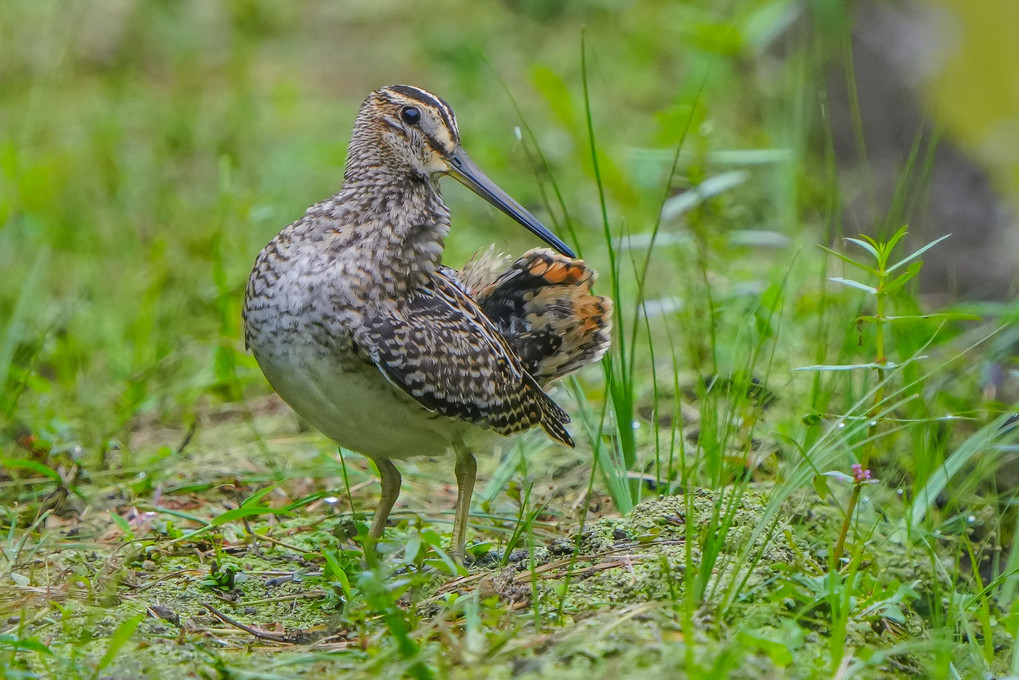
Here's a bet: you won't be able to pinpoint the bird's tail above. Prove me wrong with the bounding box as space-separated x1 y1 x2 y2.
466 248 613 385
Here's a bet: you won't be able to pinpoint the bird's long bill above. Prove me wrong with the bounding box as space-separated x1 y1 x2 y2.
447 147 575 258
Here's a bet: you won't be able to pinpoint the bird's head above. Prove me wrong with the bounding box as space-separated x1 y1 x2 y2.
350 84 574 258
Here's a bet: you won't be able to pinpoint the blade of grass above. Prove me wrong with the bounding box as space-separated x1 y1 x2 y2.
91 614 144 679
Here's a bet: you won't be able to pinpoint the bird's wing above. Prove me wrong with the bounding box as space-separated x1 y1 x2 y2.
473 249 613 384
354 271 574 447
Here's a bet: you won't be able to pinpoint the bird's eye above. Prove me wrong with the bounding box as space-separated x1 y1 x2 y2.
400 106 421 125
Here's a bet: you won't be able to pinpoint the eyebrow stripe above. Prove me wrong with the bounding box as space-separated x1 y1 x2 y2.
387 84 459 137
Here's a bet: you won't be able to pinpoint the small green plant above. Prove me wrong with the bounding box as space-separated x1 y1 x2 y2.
90 614 144 680
357 564 435 680
201 561 245 591
808 227 975 563
820 463 879 562
322 548 356 607
820 226 956 407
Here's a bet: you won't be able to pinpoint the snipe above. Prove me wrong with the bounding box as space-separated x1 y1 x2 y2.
243 85 612 564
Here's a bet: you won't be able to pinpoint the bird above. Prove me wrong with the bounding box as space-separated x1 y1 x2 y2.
243 84 612 564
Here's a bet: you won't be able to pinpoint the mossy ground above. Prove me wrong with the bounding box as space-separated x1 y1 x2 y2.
3 407 960 678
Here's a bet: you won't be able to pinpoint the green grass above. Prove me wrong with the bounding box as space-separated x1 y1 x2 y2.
2 1 1019 678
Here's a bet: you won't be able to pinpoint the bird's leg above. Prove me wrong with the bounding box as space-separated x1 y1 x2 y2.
367 458 402 553
451 442 478 566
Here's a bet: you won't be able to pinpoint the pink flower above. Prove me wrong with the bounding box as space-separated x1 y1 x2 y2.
851 463 872 484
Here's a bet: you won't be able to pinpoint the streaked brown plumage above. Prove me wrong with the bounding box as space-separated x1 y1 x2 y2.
470 249 612 384
243 85 611 563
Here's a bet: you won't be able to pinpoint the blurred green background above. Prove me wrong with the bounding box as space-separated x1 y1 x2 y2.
1 0 1016 452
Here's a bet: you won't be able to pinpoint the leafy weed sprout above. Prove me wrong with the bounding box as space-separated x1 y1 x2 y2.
809 226 978 563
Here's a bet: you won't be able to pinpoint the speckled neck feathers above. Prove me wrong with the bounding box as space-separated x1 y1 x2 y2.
324 177 450 299
322 109 451 297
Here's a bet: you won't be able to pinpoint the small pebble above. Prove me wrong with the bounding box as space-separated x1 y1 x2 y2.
548 541 575 556
507 549 528 564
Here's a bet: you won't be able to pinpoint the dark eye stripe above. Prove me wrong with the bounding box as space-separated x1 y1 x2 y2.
421 132 448 156
383 112 447 154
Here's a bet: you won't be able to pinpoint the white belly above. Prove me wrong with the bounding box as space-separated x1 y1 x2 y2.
253 342 476 461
